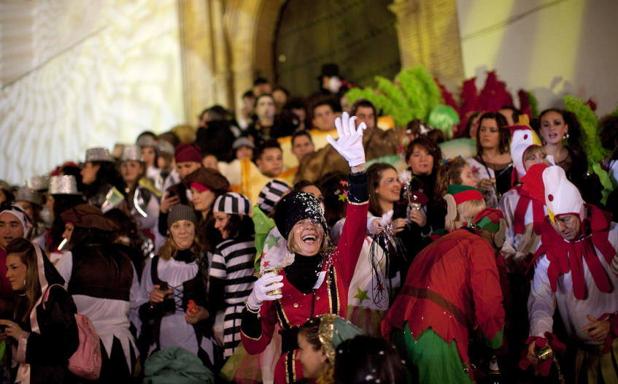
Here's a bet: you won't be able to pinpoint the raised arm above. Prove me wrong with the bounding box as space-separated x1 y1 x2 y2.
326 112 369 284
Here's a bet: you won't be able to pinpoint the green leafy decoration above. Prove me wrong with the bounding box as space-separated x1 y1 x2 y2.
410 67 442 112
563 95 614 203
528 91 539 118
563 95 607 165
345 66 444 127
591 163 613 203
397 68 430 123
375 76 413 123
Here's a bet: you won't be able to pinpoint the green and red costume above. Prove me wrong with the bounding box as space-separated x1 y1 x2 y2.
382 228 505 383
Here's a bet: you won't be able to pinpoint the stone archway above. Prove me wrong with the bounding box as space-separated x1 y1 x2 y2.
177 0 464 120
273 0 402 98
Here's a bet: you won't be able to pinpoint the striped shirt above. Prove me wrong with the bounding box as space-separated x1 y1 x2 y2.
210 239 256 305
210 238 257 357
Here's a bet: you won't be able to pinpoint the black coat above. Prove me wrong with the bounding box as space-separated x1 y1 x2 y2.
17 286 79 384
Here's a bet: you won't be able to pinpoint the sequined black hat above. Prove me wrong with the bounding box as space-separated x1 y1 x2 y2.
274 191 327 240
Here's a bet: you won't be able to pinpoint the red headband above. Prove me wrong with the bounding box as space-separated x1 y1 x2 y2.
190 182 210 193
452 189 484 205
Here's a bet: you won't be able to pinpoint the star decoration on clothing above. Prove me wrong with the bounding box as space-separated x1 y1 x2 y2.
354 288 369 303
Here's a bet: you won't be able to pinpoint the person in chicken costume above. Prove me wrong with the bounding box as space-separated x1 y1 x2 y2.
497 123 548 377
525 165 618 383
381 185 505 384
499 120 546 267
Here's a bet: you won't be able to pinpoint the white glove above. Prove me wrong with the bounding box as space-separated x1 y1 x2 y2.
246 272 284 311
380 210 394 227
326 112 366 167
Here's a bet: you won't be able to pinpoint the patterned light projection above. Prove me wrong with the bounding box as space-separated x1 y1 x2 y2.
0 0 183 184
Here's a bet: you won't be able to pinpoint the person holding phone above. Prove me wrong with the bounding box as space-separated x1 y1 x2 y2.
466 112 513 208
138 205 214 368
1 238 79 383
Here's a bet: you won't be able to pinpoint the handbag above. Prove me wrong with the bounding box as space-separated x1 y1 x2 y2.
43 284 102 380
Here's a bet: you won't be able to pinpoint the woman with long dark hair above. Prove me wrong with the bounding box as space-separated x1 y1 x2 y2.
466 112 512 207
401 136 445 239
119 145 163 252
1 238 78 383
538 108 602 204
80 147 126 209
184 167 230 254
209 193 256 359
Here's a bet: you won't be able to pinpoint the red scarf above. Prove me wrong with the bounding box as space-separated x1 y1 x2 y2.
513 186 545 235
534 206 615 300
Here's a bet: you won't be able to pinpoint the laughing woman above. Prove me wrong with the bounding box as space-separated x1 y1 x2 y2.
240 112 369 383
138 205 213 367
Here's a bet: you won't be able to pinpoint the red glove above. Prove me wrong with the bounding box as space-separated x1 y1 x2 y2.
519 333 565 376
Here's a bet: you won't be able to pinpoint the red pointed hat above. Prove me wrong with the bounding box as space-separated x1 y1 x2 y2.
520 163 549 205
521 164 584 222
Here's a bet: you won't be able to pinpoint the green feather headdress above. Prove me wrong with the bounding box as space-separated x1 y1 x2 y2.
563 95 613 202
345 66 448 132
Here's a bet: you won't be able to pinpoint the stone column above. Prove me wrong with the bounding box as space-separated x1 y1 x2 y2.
177 0 231 124
390 0 464 88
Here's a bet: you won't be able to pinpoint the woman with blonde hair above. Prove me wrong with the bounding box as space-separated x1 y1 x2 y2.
241 112 369 383
138 204 214 367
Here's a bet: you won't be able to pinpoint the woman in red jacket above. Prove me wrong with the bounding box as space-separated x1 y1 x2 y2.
240 112 368 383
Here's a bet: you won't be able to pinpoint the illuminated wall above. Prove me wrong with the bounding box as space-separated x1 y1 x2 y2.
0 1 183 184
458 0 618 115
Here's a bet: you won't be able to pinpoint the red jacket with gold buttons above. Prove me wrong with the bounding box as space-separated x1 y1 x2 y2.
241 200 368 383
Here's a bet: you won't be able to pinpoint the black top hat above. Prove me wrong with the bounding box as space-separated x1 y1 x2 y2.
319 63 340 78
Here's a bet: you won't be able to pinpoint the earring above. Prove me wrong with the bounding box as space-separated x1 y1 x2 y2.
563 132 570 140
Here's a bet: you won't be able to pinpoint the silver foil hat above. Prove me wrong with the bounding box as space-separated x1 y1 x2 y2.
27 175 50 191
157 140 175 155
121 145 142 162
136 135 157 148
49 175 81 195
15 187 43 206
85 147 113 163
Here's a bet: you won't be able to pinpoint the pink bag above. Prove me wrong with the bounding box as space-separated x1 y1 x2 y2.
43 285 102 379
68 313 102 379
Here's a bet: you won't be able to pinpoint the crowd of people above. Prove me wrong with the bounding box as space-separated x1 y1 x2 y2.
0 64 617 384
